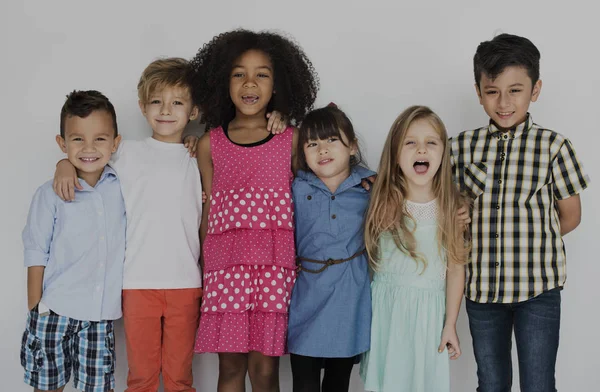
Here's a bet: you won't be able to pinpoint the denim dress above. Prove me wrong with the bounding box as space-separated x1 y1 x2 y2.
287 166 374 358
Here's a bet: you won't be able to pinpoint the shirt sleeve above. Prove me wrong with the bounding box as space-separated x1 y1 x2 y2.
552 138 590 200
22 186 57 267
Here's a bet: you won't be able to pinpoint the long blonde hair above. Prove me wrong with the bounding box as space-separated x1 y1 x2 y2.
365 106 469 270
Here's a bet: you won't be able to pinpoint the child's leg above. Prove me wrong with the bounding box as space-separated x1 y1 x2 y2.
72 319 116 392
513 288 561 392
162 288 203 392
21 308 71 392
321 357 355 392
290 354 322 392
247 351 280 392
218 353 248 392
122 289 164 392
465 298 514 392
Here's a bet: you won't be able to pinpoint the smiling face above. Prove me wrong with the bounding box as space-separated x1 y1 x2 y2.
229 49 274 119
56 110 121 186
139 84 198 143
398 118 444 201
476 65 542 130
303 130 357 193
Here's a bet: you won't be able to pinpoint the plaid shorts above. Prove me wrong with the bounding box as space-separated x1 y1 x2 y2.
20 306 115 392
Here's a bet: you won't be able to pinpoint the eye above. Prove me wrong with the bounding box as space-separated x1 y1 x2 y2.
405 140 415 145
327 137 339 143
173 101 183 105
232 72 244 78
96 137 107 141
306 142 317 148
150 99 161 104
510 89 522 93
427 141 438 145
485 91 498 95
72 137 83 141
257 73 270 79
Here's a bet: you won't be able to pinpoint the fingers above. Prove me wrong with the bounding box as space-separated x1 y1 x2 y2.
438 339 446 353
201 191 208 204
184 137 199 157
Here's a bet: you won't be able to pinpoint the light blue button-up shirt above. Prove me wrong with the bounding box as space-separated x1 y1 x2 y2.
22 166 126 321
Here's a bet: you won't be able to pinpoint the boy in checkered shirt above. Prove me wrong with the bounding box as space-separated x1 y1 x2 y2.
451 34 590 392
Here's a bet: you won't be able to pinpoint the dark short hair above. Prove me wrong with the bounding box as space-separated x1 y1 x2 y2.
473 33 540 88
59 90 118 138
296 104 365 173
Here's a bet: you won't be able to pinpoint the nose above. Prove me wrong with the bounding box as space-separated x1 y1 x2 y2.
82 139 96 152
416 141 427 154
499 92 510 108
318 144 328 155
243 76 257 88
160 102 170 115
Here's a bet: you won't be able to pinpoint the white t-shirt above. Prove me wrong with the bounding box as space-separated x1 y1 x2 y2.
111 137 202 289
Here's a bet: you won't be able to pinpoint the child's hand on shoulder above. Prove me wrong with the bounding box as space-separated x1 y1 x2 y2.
266 111 288 134
53 159 81 201
439 324 461 360
361 175 377 192
456 205 471 230
184 135 199 157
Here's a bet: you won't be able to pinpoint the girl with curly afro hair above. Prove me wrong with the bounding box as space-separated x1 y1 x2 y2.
191 29 318 391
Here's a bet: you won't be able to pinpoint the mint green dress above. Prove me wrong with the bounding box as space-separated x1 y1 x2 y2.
360 200 449 392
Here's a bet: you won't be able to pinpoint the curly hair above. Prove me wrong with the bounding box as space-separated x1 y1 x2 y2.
188 29 319 129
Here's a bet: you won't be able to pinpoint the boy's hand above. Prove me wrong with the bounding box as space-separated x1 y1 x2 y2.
53 159 81 201
184 135 199 158
439 324 462 360
360 175 377 192
266 111 288 134
457 206 471 230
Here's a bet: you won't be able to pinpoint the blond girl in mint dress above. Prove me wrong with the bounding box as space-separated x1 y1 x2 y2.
360 106 470 392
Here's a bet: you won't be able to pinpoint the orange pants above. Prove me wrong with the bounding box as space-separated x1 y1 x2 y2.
123 288 202 392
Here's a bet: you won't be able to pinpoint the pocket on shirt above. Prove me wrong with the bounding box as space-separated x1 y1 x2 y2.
463 162 488 199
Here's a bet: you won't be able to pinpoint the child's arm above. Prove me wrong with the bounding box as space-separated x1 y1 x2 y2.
196 133 213 277
556 194 582 236
27 267 45 310
53 159 80 201
23 187 56 310
439 261 465 360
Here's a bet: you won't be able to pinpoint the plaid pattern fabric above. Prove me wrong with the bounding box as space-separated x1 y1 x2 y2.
450 115 590 303
20 307 115 392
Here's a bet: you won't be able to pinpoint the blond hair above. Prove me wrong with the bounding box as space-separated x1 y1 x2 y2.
137 57 191 104
364 105 469 271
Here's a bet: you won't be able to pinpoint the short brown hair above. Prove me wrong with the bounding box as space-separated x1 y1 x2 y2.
137 57 192 104
60 90 118 138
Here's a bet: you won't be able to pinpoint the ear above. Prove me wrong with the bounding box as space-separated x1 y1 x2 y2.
189 105 199 121
112 135 122 153
531 79 542 102
350 138 358 156
56 134 67 153
138 100 146 115
475 83 483 105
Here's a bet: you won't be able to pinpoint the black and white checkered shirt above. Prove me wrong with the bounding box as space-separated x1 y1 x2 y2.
451 115 590 303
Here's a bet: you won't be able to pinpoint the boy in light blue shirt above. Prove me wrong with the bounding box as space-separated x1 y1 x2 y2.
20 90 125 392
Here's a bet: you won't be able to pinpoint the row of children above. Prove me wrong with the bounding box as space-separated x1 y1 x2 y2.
20 29 589 392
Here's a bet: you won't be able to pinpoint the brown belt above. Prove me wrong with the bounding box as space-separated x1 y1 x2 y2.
296 249 367 274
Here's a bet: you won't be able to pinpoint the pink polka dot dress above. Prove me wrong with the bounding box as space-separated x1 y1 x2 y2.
194 125 296 357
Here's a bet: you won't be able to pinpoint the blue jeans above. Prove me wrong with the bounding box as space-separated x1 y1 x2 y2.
466 288 561 392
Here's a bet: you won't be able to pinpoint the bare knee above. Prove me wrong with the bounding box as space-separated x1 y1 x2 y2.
219 353 248 381
248 352 280 391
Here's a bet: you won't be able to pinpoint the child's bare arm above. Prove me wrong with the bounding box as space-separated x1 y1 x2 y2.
196 133 213 276
556 194 582 236
27 266 45 311
266 111 287 134
53 159 80 201
439 261 465 360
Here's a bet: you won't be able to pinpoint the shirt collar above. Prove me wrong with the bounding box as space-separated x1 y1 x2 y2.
78 166 117 191
488 113 533 139
296 166 376 194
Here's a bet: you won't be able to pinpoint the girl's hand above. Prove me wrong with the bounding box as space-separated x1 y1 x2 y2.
201 191 208 204
361 175 377 191
266 111 288 134
53 159 81 201
456 206 471 230
184 135 199 157
438 324 462 360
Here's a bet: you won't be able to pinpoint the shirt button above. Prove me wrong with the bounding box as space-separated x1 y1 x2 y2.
496 205 500 210
503 134 508 139
331 214 337 219
331 196 336 200
495 262 500 267
495 233 499 238
498 180 502 184
307 195 312 200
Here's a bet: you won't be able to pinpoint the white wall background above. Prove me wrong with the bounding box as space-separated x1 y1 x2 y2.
2 1 599 391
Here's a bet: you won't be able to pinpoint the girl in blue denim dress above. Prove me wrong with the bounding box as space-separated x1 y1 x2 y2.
287 104 374 392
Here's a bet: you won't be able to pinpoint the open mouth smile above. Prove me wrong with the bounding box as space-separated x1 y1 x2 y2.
413 160 430 174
